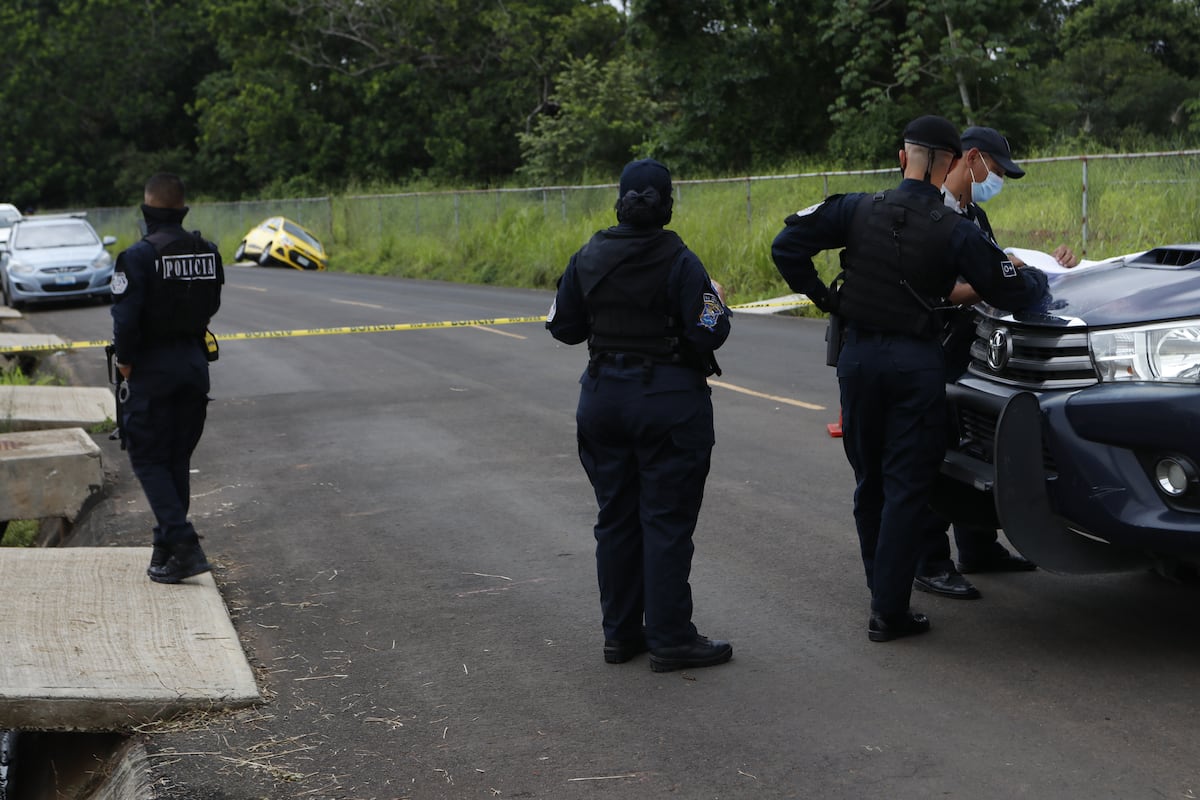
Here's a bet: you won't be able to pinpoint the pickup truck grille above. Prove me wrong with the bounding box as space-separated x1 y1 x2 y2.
951 395 1059 474
966 318 1098 390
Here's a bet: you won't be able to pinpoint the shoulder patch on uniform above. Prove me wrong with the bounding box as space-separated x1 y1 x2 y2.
546 298 557 323
110 271 128 295
793 201 825 218
1001 259 1017 278
698 293 724 331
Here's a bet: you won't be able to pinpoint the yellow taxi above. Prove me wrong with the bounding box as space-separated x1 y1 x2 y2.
234 217 327 271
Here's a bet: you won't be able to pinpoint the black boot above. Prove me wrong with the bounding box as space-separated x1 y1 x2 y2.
868 609 931 643
649 635 733 673
146 545 171 578
148 542 213 584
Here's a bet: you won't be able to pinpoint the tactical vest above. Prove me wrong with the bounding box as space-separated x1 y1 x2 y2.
585 256 685 362
835 190 959 338
141 229 222 341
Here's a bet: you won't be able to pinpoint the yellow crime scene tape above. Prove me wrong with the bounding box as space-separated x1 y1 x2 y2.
0 300 811 355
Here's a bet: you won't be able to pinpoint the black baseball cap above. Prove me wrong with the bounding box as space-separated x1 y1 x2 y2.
961 126 1025 179
902 115 963 158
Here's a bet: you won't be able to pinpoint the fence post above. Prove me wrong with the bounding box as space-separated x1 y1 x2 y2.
415 196 421 235
561 189 567 222
823 174 830 198
745 177 752 230
454 193 461 236
1081 157 1089 258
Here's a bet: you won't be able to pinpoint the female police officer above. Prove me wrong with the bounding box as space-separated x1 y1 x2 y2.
547 159 733 672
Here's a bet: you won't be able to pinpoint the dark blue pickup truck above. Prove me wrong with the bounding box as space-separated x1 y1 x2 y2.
936 245 1200 575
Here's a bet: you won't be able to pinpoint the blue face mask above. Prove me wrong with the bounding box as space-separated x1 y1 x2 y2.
970 156 1004 203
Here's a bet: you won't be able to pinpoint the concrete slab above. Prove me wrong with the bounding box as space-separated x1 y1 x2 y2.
0 307 22 321
0 332 65 353
0 385 115 432
0 548 261 731
0 428 103 522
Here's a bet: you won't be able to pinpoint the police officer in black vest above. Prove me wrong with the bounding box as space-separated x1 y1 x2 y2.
771 116 1048 642
912 127 1052 599
111 173 224 584
547 158 734 672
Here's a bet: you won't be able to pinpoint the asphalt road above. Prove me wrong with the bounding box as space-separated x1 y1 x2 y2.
24 266 1200 799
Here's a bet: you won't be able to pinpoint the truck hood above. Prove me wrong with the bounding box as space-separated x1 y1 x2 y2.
986 245 1200 328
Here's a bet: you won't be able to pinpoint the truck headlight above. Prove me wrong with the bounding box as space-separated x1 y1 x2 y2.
1090 320 1200 383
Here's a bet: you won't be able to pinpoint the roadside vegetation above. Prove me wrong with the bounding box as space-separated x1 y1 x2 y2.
80 150 1194 311
1 361 56 387
0 521 37 548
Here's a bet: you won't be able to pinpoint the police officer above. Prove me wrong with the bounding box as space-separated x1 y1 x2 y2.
547 158 733 672
913 126 1062 599
771 116 1048 642
111 173 224 584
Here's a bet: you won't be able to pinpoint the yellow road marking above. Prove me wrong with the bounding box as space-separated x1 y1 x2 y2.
708 379 825 411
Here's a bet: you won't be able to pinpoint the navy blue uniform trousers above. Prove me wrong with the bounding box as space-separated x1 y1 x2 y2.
121 340 210 550
837 329 946 616
576 359 713 650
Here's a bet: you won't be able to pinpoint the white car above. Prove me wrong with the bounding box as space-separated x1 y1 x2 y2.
0 215 117 309
0 204 21 249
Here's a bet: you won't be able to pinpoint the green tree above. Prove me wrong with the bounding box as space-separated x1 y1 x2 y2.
1041 0 1200 144
819 0 1060 162
517 54 661 182
626 0 842 172
0 0 220 208
233 0 625 186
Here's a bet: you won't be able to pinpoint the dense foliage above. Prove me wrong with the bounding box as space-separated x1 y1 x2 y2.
2 0 1199 209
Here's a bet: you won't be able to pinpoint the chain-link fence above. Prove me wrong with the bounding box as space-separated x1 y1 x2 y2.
72 150 1200 296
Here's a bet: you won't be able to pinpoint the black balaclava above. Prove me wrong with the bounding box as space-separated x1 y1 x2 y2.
140 204 188 227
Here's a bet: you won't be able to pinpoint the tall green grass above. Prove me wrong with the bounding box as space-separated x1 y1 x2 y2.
78 152 1200 307
1 362 56 386
0 521 37 547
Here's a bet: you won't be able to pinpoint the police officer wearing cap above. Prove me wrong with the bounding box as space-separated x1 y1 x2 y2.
547 158 734 672
111 173 224 584
771 116 1048 642
913 126 1077 599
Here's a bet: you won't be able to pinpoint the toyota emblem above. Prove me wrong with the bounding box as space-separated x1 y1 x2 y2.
987 327 1012 371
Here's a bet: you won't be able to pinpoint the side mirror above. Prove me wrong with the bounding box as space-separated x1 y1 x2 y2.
102 235 117 247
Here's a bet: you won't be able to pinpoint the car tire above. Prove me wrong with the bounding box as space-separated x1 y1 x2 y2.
3 280 20 310
258 242 273 266
233 242 246 262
